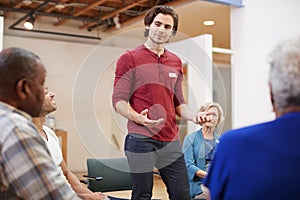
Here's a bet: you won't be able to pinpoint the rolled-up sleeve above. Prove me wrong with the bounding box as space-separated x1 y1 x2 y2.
112 51 135 110
173 67 186 108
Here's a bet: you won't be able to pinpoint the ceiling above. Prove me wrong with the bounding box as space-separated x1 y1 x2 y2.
0 0 191 37
0 0 231 62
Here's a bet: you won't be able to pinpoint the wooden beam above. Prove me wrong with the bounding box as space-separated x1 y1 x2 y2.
54 0 107 26
79 0 147 30
101 0 192 33
4 2 23 18
32 0 70 21
74 0 107 16
44 0 70 13
101 0 147 21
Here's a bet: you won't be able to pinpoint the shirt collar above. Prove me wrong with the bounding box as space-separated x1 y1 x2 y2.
0 101 32 121
141 44 168 58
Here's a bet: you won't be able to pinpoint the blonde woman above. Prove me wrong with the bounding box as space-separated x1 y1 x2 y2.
182 102 224 199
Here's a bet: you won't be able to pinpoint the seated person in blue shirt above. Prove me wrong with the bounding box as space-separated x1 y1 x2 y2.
204 36 300 200
182 102 224 199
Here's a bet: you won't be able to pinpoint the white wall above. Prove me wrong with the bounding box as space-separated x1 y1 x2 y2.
231 0 300 128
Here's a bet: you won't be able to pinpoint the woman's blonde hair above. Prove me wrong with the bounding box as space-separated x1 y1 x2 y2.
198 102 224 128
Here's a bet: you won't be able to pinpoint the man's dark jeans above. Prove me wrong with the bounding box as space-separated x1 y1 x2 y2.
125 134 190 200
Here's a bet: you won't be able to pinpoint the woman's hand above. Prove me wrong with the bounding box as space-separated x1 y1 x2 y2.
196 169 208 178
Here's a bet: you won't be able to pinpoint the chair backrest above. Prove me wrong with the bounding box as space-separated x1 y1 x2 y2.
86 157 132 192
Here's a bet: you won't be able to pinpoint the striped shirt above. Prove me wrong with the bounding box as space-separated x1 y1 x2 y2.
0 102 79 200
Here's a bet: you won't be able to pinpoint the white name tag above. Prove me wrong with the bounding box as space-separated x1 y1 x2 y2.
169 73 177 78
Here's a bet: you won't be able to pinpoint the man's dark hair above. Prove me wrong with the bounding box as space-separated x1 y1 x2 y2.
144 5 179 36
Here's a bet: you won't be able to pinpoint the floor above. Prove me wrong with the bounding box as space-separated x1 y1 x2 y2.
75 172 169 199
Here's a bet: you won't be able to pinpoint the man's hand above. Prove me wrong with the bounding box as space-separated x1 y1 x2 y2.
131 109 164 128
193 111 214 125
78 192 108 200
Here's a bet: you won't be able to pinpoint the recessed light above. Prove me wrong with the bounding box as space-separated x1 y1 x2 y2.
203 20 215 26
22 0 32 6
55 4 65 10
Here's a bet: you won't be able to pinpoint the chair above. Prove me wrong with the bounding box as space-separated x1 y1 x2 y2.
83 157 132 193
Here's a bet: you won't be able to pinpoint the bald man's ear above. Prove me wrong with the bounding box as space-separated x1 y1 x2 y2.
16 79 29 100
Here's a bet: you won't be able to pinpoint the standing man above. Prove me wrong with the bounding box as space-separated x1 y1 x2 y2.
112 5 211 200
204 36 300 200
0 47 79 199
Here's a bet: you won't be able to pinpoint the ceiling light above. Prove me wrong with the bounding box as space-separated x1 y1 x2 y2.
55 4 65 10
22 0 32 6
24 16 35 30
203 20 215 26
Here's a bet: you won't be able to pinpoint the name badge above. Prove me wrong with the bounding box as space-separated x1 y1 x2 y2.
169 72 177 78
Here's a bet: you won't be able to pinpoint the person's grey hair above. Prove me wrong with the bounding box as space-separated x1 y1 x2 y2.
198 102 224 127
268 36 300 113
0 47 40 93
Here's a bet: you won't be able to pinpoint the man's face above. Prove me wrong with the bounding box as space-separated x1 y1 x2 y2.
24 60 47 117
147 13 174 45
41 87 57 116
